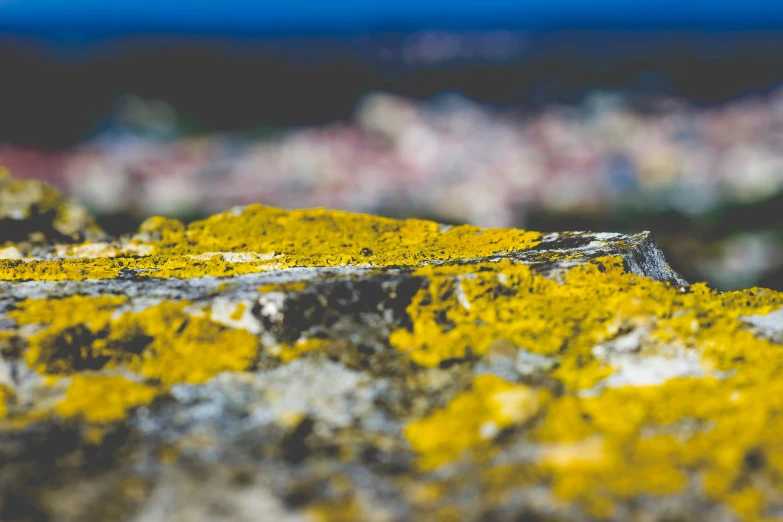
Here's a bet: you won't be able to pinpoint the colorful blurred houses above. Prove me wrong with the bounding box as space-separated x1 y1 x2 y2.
4 89 783 288
4 90 783 226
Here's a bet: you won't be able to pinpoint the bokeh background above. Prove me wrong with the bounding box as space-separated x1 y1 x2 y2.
3 0 783 289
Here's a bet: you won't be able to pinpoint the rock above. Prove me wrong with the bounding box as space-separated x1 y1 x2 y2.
0 246 22 260
0 173 781 521
0 167 106 253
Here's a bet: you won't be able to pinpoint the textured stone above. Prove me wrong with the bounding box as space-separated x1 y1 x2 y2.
0 167 105 250
1 174 782 522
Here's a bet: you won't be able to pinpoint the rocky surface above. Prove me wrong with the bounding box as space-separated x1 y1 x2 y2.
1 174 782 521
0 168 105 254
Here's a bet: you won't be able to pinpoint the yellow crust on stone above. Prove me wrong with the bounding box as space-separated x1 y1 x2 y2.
54 375 157 425
10 297 259 386
175 205 541 266
309 497 363 522
9 295 128 374
5 250 783 520
5 183 783 519
257 281 311 294
272 337 332 363
0 386 9 419
6 296 260 429
405 374 546 471
0 205 541 281
397 257 783 520
0 255 272 282
390 258 623 385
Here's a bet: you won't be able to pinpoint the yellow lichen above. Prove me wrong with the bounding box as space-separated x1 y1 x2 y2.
0 205 541 281
115 301 259 385
175 205 541 267
10 295 128 374
54 375 157 424
258 281 310 294
271 337 331 363
9 294 127 331
3 296 260 430
0 386 10 419
7 182 783 518
309 497 362 522
398 256 783 519
11 295 258 387
406 482 448 506
390 258 626 386
526 375 783 519
229 302 247 321
405 374 546 471
0 255 270 282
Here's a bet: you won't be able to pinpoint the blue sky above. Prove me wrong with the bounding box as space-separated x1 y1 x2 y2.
1 0 783 37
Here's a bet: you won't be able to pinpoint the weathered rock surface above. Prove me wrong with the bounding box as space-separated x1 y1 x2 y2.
0 174 781 521
0 168 105 253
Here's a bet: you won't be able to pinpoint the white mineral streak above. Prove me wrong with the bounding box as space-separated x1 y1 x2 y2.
741 306 783 333
210 298 263 334
590 329 707 391
187 252 276 262
455 277 472 311
55 242 153 258
60 242 117 258
597 353 706 389
257 292 286 324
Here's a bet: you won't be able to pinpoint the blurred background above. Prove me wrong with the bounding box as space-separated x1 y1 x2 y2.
2 0 783 289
